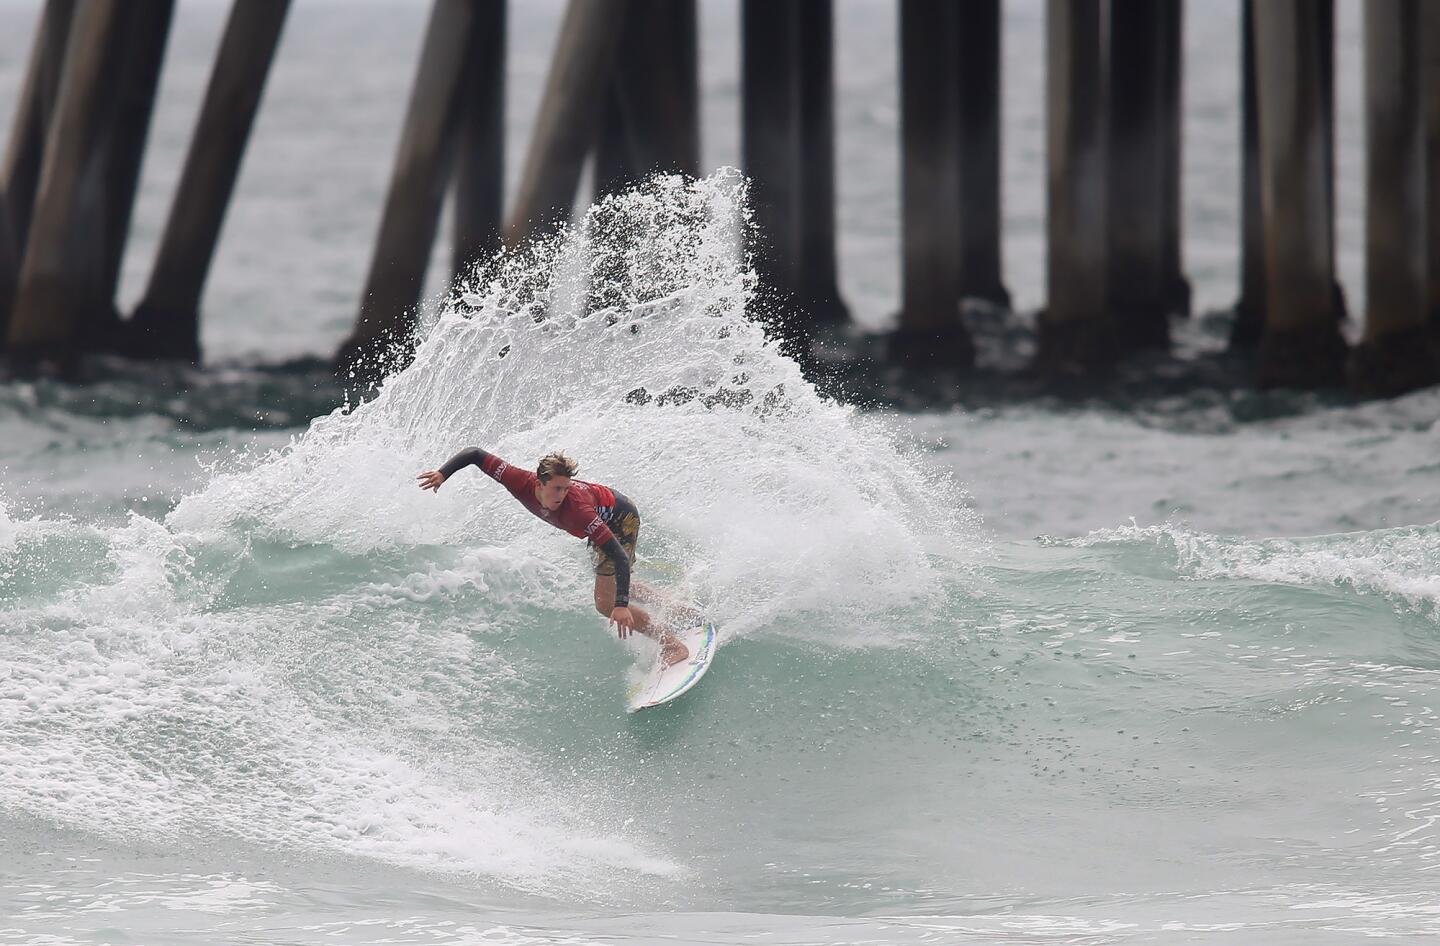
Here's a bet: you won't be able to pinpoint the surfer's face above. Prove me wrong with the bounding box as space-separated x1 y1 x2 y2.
536 474 572 511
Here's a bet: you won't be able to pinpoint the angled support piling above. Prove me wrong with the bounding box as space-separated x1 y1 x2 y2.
0 196 13 347
1251 0 1347 388
98 0 176 342
1107 0 1172 352
503 0 630 246
128 0 291 363
595 0 698 197
452 0 505 280
336 0 494 381
1036 0 1111 377
0 0 77 344
6 0 130 375
1351 0 1436 396
742 0 848 340
1 0 76 254
894 0 1006 369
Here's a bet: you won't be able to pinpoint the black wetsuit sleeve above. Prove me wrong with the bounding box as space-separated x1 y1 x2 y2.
600 535 632 608
438 447 491 480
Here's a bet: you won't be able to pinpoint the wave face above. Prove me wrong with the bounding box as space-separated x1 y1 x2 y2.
3 174 1439 940
0 173 975 903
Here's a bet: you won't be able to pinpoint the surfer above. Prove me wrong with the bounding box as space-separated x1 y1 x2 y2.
416 448 690 667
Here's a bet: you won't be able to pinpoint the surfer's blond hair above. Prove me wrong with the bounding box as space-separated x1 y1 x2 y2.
536 451 579 482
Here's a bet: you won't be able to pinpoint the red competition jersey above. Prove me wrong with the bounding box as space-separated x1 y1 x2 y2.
478 453 619 545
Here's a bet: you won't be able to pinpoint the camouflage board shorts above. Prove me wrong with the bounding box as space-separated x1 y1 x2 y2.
590 492 640 577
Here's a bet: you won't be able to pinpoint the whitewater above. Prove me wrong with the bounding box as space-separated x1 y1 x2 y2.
3 171 1440 944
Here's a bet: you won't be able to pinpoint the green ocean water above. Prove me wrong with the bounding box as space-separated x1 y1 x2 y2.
3 174 1440 944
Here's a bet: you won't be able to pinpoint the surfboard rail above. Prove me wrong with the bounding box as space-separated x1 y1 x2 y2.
626 620 718 712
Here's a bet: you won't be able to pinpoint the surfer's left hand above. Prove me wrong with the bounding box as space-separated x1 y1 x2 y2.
610 606 636 637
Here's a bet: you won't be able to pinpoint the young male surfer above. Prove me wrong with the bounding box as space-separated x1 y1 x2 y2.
416 448 689 666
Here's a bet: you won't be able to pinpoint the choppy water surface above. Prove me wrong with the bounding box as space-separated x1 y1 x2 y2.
2 173 1439 945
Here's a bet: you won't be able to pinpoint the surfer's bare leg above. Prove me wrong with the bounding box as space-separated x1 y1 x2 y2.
595 576 688 666
629 579 660 604
630 579 701 627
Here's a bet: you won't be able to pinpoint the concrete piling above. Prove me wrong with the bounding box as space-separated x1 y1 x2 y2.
1037 0 1111 376
503 0 629 247
1423 1 1440 330
741 0 802 317
127 0 291 363
742 0 847 341
5 0 130 374
794 0 846 327
1 0 76 251
1318 0 1346 323
0 196 14 346
336 0 493 380
1236 0 1343 351
894 0 1006 369
0 0 76 345
1251 0 1347 388
98 1 175 341
1107 0 1171 352
1232 0 1265 347
452 0 505 280
1350 0 1436 396
595 0 698 198
1158 0 1189 320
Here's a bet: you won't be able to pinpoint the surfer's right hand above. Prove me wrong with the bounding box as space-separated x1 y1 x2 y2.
416 470 446 492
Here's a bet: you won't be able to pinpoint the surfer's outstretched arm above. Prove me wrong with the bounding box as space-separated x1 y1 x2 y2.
417 447 493 491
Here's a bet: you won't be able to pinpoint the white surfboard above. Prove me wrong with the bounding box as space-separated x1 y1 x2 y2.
626 620 719 713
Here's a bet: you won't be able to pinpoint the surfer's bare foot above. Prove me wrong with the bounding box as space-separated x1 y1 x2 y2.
661 634 689 668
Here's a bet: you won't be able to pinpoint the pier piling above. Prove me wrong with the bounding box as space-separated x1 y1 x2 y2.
336 0 492 380
5 0 130 374
1423 2 1440 331
1351 0 1436 396
503 0 629 247
452 0 505 280
1319 0 1347 323
795 0 846 328
1158 0 1188 319
1037 0 1111 376
742 0 847 343
1252 0 1347 388
99 1 175 341
1 0 75 253
0 197 13 345
0 0 76 345
1107 0 1172 352
128 0 290 363
893 0 1006 369
1232 0 1265 347
596 0 698 198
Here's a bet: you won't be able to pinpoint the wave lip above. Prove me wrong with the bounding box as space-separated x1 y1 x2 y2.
1058 520 1440 619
